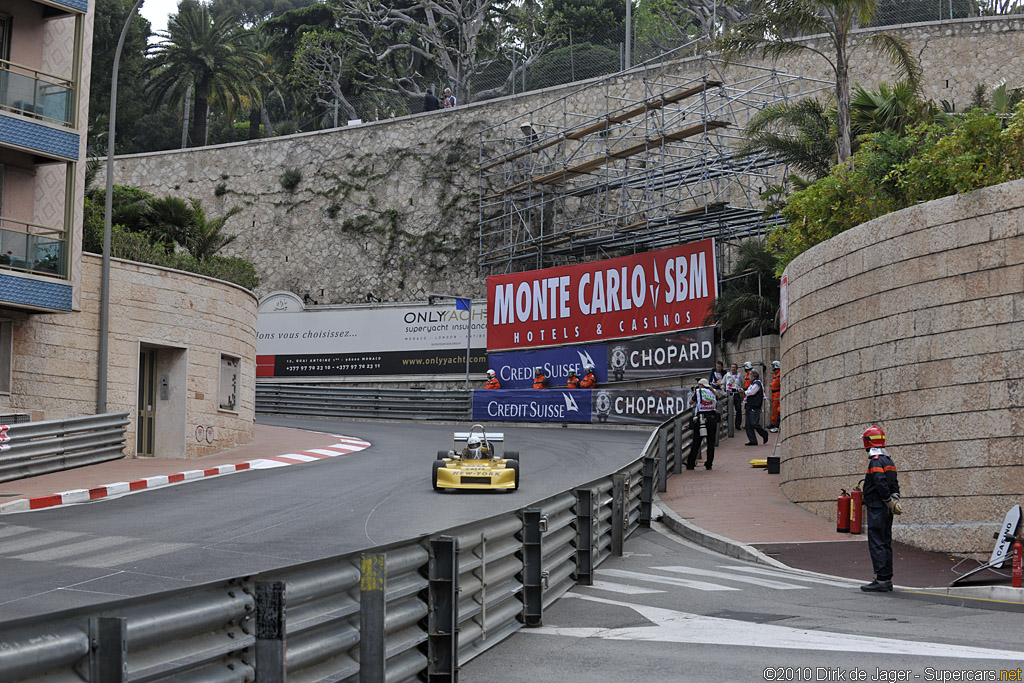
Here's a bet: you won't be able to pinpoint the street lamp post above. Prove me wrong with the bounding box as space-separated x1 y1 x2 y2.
98 0 144 413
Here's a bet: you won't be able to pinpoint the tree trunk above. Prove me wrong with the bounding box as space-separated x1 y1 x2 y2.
835 47 852 163
260 102 273 137
180 84 191 149
249 106 260 139
193 83 210 148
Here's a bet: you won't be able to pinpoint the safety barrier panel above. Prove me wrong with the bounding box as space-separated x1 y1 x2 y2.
0 405 732 681
0 412 129 484
256 384 472 421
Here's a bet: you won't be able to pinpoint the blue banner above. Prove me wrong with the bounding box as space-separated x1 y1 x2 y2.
487 345 607 389
592 389 690 425
472 389 593 423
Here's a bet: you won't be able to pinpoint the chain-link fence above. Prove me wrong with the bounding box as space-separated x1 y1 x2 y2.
331 1 1023 126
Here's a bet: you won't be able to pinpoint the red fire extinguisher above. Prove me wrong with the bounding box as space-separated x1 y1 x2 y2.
1012 537 1022 589
850 483 864 535
837 489 851 533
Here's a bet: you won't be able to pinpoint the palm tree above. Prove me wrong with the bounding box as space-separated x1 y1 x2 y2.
740 97 837 182
850 80 948 137
719 0 921 164
184 200 240 260
143 196 196 250
706 241 781 347
148 6 261 147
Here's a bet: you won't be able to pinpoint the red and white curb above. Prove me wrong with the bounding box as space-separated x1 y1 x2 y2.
0 434 371 514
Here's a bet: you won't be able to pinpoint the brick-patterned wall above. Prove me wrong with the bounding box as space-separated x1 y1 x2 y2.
0 254 257 458
779 179 1024 556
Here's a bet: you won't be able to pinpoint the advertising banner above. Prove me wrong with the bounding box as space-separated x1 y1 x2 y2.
605 328 715 381
256 294 487 378
592 389 690 425
487 345 608 389
472 389 593 424
487 239 717 351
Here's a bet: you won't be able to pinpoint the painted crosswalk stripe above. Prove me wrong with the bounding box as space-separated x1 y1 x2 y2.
68 541 194 568
653 566 811 590
596 568 739 592
583 580 666 595
718 565 856 588
1 530 84 553
12 536 135 562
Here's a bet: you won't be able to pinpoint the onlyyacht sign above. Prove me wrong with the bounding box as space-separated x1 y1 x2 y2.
486 240 717 351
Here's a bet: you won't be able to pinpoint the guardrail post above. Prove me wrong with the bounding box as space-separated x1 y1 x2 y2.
575 489 593 585
657 428 667 492
521 508 543 627
672 418 683 474
89 617 127 682
639 456 655 527
255 581 286 682
428 536 459 682
360 553 387 683
611 474 626 557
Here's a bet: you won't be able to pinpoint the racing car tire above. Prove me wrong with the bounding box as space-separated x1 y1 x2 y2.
437 450 450 460
504 450 519 463
432 460 445 491
506 459 519 490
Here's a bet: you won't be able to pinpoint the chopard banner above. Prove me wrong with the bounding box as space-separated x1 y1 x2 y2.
472 389 593 424
487 345 608 389
486 239 717 351
592 389 690 425
606 328 715 381
256 294 487 378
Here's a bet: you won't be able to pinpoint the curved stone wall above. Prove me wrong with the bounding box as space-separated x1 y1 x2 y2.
779 179 1024 555
0 255 257 459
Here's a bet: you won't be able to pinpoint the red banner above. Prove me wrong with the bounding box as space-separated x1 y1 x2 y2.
487 240 717 351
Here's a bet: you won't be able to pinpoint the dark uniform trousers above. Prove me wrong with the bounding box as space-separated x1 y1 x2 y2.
687 410 719 469
866 505 895 581
731 392 743 429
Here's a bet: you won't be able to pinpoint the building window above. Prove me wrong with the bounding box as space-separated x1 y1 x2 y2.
0 319 11 394
0 14 10 63
219 354 239 411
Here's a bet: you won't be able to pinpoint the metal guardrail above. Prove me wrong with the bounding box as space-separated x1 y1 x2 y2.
0 407 729 681
256 384 471 421
0 412 130 484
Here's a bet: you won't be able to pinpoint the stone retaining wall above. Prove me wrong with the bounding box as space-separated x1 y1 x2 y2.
779 179 1024 556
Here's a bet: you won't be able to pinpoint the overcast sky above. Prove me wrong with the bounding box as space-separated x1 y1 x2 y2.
139 0 177 35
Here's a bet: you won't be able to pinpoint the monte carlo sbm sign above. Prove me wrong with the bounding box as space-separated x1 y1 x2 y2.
486 239 717 352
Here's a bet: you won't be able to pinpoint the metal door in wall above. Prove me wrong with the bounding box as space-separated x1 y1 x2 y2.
137 348 156 456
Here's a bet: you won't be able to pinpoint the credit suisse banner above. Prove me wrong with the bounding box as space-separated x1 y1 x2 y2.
471 388 688 425
487 344 608 389
486 239 717 352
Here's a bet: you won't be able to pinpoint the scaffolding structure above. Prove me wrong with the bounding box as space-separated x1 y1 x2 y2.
477 56 832 274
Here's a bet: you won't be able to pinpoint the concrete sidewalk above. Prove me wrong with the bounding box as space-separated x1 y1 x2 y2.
1 420 1020 609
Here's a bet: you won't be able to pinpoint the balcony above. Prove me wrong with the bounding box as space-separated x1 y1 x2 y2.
0 59 74 128
0 216 67 279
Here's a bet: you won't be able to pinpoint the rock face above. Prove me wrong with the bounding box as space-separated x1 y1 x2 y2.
100 17 1024 306
780 179 1024 557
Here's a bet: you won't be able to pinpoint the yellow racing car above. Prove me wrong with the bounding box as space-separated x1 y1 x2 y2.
432 425 520 492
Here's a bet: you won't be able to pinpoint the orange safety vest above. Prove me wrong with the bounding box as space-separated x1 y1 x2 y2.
743 371 751 390
484 376 501 390
533 374 548 389
566 376 581 389
580 373 597 389
770 369 780 397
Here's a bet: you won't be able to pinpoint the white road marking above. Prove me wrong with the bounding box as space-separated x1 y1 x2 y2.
597 568 739 592
584 580 666 595
653 566 810 590
528 594 1024 659
12 536 135 561
68 541 193 568
1 530 84 553
718 565 858 587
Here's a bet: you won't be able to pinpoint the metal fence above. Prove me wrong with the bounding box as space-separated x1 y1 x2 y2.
0 406 723 682
0 412 130 484
256 385 472 422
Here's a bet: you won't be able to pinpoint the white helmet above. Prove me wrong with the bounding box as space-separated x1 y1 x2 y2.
743 361 752 370
466 435 482 458
771 360 780 369
486 369 496 377
584 365 594 373
535 366 544 375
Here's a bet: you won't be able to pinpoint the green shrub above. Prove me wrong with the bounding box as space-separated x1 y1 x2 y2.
280 168 302 192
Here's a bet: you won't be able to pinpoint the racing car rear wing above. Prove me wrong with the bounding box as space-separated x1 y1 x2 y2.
453 432 504 442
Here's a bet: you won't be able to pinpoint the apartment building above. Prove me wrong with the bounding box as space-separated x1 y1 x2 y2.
0 0 256 459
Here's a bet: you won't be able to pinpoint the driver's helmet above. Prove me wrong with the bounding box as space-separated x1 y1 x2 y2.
466 435 483 458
